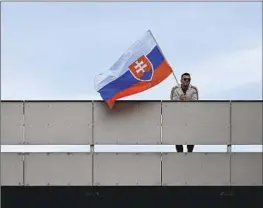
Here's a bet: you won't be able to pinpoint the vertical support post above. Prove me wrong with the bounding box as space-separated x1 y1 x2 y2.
22 100 26 186
91 100 95 186
229 101 232 186
228 100 232 153
160 100 163 186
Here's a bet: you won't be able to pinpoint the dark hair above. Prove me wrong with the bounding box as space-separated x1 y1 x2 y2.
181 72 190 78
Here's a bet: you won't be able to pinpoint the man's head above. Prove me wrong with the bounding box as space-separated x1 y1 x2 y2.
181 72 191 87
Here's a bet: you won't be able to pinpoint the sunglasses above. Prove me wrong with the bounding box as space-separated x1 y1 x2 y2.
183 78 191 81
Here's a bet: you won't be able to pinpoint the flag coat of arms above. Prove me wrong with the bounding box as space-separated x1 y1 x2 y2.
94 30 173 108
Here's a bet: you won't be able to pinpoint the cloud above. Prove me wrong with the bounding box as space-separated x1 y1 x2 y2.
122 45 262 100
2 3 261 101
2 45 261 101
209 80 262 100
68 93 102 100
1 55 54 100
1 49 103 101
191 46 262 99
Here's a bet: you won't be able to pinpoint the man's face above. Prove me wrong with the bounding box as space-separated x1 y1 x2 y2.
181 75 191 87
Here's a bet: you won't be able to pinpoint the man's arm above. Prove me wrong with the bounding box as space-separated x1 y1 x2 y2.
191 86 199 100
170 86 180 100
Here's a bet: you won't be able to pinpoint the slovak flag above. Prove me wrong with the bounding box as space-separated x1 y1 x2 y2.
94 30 173 108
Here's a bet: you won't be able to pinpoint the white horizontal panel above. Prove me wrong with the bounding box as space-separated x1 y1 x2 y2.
231 102 262 145
24 102 92 145
162 153 230 186
162 102 230 145
1 145 91 153
232 145 263 153
94 101 161 144
231 153 262 185
94 153 161 185
94 145 228 153
1 153 24 186
1 102 24 145
24 153 92 186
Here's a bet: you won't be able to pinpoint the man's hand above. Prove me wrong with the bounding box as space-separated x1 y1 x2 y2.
180 95 187 101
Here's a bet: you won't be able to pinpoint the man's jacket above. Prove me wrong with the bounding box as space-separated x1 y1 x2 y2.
170 84 199 100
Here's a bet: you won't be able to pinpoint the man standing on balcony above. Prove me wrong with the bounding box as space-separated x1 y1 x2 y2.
170 72 199 152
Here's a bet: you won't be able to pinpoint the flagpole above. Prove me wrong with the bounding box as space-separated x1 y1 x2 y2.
148 30 180 86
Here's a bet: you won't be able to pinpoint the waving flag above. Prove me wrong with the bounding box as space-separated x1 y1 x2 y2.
94 30 173 108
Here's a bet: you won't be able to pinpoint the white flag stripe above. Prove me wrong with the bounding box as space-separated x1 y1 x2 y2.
94 30 157 91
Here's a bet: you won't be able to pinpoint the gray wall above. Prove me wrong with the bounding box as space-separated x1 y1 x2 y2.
1 100 262 186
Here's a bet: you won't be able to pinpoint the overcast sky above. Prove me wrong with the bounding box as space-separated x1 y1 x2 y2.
2 2 262 101
1 2 262 152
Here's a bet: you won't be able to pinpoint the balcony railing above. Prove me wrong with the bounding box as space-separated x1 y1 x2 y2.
1 100 262 186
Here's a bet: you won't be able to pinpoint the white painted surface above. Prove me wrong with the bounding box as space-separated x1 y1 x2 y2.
1 153 24 185
24 153 92 186
93 153 161 185
231 102 262 145
93 102 161 144
1 102 24 145
162 153 230 186
231 153 262 185
24 102 92 145
162 102 230 145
